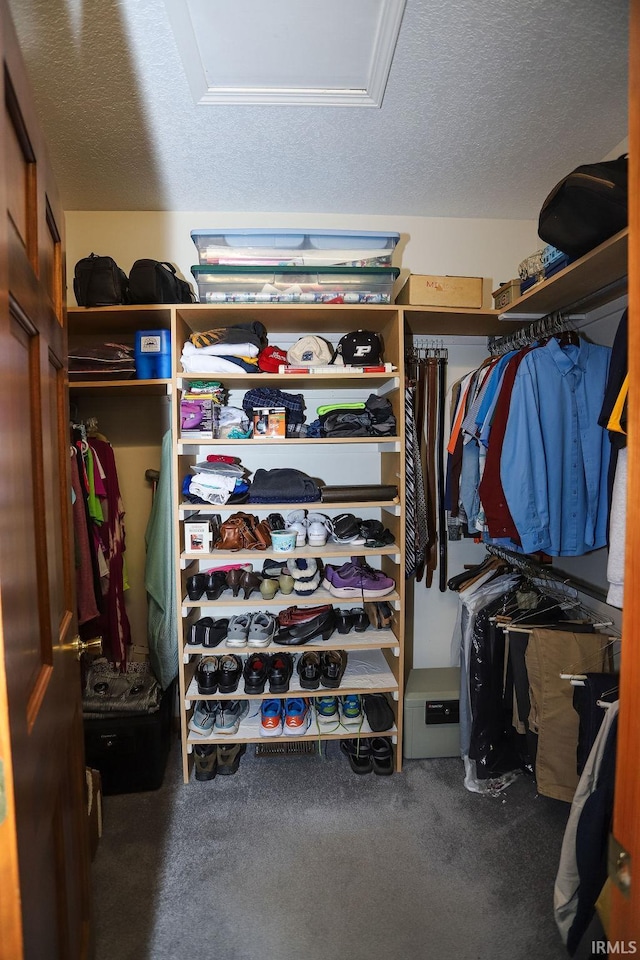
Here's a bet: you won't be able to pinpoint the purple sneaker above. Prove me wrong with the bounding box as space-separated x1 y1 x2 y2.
322 561 395 599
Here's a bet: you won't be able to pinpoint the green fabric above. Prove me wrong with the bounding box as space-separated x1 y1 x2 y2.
145 429 178 690
84 446 104 523
316 402 366 416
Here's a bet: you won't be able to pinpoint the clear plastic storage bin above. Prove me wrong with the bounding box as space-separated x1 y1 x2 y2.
191 265 399 304
190 228 400 268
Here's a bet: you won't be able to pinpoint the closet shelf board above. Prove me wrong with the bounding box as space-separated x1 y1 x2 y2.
179 372 399 388
403 307 503 336
187 717 397 747
182 628 399 659
185 649 397 702
182 542 400 562
179 499 400 513
181 586 401 610
500 228 628 319
69 379 170 396
176 303 400 336
178 437 401 448
68 304 172 334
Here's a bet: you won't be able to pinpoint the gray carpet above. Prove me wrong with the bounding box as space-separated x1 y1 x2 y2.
92 735 571 960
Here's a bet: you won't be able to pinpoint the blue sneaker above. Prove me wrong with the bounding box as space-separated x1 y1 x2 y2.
260 699 283 737
315 696 339 726
283 698 311 736
189 700 218 736
340 695 363 728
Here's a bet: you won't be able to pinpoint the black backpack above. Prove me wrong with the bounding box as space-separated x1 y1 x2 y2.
538 156 628 258
73 253 130 307
128 259 197 304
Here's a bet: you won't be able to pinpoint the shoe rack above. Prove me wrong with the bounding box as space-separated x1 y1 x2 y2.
174 303 406 781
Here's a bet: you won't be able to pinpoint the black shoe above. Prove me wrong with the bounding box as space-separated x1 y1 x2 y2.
196 656 219 694
217 742 246 776
217 654 243 694
206 618 230 648
350 607 370 632
362 693 395 732
370 737 394 775
266 513 286 531
187 617 214 645
194 744 217 781
320 650 347 689
268 653 294 693
243 652 270 694
274 609 337 646
186 573 208 600
335 609 354 634
340 737 372 774
297 651 322 690
206 570 228 600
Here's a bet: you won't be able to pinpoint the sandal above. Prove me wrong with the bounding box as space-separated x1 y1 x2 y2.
340 737 373 774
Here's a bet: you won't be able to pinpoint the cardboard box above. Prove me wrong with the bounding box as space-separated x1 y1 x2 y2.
252 407 286 439
180 396 215 440
397 274 483 308
184 517 212 552
492 279 521 310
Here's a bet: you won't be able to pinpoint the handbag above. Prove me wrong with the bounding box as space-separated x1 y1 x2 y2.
128 259 197 304
538 156 628 258
73 253 130 306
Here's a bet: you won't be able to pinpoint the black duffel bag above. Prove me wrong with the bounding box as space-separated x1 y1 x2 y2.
538 155 628 259
128 259 196 304
74 253 130 306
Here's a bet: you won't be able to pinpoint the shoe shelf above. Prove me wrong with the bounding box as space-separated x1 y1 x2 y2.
68 378 172 397
184 649 398 704
181 542 401 563
187 714 397 747
181 585 401 612
174 302 406 780
182 627 400 662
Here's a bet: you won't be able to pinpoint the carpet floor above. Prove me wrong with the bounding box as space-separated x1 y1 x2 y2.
92 735 570 960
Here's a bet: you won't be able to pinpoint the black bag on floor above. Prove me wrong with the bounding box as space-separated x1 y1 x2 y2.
128 259 196 304
538 156 628 258
73 253 130 306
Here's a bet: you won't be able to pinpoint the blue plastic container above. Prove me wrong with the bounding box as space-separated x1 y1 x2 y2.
135 330 171 379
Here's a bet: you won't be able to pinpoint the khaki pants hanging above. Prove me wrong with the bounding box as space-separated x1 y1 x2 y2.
526 629 614 803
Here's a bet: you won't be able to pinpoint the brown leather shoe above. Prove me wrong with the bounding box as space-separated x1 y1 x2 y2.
239 570 263 600
277 604 333 627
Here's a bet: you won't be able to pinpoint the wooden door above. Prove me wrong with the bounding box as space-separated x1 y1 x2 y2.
611 0 640 941
0 3 91 959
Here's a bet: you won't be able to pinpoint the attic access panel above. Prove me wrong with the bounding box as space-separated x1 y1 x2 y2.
164 0 406 106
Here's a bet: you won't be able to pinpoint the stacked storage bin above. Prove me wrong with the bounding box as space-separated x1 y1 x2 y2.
190 228 400 304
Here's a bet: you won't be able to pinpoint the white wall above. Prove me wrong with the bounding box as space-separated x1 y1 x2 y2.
65 211 539 306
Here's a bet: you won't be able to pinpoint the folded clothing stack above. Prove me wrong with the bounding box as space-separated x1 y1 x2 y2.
318 394 396 438
186 455 250 505
248 468 320 504
242 387 306 434
180 321 267 374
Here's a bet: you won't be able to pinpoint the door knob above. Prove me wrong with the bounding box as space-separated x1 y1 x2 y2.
71 635 103 660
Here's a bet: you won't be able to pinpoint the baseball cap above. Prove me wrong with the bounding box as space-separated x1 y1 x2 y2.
258 346 289 373
287 336 334 367
334 330 383 366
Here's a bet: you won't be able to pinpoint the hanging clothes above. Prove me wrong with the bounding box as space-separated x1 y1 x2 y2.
82 437 132 666
70 447 101 625
447 333 612 557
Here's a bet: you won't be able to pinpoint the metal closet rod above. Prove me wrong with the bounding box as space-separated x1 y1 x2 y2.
487 310 577 356
485 543 610 605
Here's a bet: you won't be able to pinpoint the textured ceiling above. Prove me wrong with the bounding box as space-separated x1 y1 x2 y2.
8 0 629 218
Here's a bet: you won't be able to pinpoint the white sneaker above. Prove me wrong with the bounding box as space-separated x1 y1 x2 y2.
286 509 307 546
306 512 330 546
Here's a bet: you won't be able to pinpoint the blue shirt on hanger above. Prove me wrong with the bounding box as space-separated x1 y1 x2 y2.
499 338 611 556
